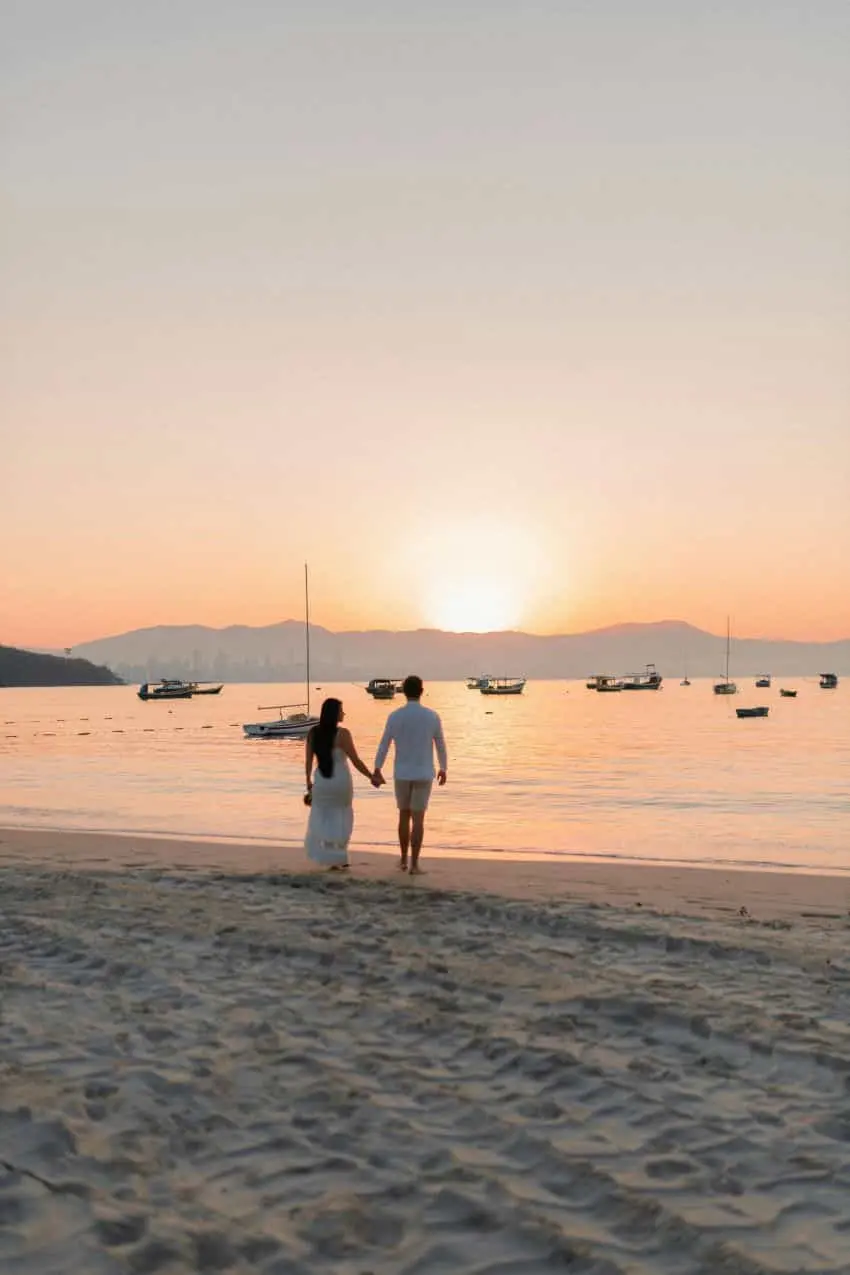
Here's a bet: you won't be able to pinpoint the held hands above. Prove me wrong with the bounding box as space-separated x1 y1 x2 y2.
371 769 387 788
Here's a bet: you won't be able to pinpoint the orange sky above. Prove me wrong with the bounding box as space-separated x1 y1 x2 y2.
2 4 849 648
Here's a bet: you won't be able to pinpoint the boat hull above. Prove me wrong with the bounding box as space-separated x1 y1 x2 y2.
736 706 769 718
138 690 193 700
243 716 319 739
713 683 737 695
779 689 797 698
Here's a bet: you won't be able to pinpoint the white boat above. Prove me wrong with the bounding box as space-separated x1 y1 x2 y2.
243 565 319 739
820 672 838 689
479 677 526 696
621 663 663 690
713 618 737 695
189 682 224 695
586 674 623 692
243 705 318 739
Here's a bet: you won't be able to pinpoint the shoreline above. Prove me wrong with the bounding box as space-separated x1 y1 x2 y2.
2 824 848 923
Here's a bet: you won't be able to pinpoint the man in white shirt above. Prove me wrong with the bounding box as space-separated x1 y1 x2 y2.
373 674 447 874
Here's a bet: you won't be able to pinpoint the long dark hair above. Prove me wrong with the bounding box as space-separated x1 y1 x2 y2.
310 698 342 778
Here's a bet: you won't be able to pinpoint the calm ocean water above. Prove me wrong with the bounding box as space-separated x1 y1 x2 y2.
1 679 847 873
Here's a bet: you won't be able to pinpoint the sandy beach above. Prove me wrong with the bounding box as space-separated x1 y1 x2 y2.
2 829 849 1273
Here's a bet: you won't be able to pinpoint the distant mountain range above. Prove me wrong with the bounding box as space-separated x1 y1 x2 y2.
65 621 849 683
1 644 123 688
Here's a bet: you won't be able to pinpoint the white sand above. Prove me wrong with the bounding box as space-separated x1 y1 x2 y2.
1 830 849 1273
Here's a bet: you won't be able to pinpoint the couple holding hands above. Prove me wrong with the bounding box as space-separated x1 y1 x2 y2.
304 674 448 875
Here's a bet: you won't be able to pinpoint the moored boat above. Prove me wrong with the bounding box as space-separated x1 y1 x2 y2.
479 677 526 696
243 705 318 738
779 688 797 698
621 663 663 690
189 682 223 695
586 674 623 692
736 706 769 718
820 672 838 689
755 674 771 688
366 678 398 699
244 565 319 740
713 618 737 695
138 679 193 701
467 676 490 690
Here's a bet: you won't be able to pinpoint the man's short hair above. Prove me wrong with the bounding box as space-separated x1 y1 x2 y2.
402 674 423 700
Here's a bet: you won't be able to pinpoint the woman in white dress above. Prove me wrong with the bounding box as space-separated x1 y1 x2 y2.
304 698 375 870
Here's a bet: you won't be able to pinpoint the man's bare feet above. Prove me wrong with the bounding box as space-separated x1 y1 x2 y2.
408 864 424 876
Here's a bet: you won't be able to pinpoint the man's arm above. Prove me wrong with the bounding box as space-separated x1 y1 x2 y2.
374 719 395 775
434 714 447 783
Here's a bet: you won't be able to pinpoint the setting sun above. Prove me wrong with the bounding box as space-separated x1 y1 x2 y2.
397 516 550 633
428 577 522 633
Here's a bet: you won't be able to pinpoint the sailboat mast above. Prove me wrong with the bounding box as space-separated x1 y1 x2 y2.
726 616 731 683
304 563 311 717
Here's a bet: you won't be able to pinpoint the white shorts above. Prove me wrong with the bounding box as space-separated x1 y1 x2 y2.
394 779 433 812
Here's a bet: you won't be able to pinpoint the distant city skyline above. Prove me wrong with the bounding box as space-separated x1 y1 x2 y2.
3 3 848 648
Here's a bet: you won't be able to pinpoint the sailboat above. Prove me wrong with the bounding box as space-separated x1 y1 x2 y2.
680 645 690 686
713 617 737 695
243 565 321 739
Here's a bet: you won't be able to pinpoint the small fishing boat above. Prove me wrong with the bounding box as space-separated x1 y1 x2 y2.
479 677 526 696
755 674 771 688
713 618 737 695
366 678 398 699
680 678 691 686
736 706 769 718
779 688 797 698
138 679 193 701
820 673 838 689
621 663 663 690
188 682 223 695
243 565 319 740
586 674 622 692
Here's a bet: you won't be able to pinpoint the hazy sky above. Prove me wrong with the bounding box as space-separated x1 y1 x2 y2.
2 1 848 646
